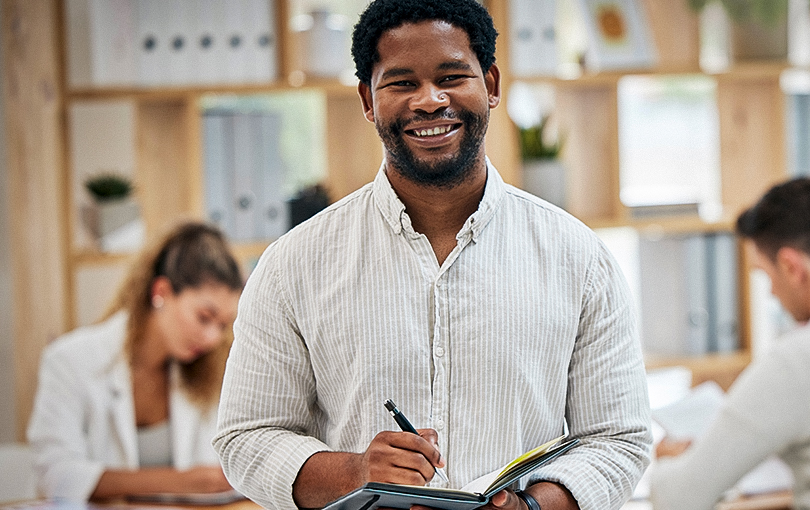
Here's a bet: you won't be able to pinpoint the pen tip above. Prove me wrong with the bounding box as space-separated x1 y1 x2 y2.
384 399 396 412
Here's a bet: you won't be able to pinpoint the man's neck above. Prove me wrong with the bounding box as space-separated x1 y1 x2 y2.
385 160 487 265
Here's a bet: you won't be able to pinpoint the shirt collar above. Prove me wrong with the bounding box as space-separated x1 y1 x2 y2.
372 157 505 242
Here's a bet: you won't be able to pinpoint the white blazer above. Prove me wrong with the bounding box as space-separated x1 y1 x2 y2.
27 312 221 501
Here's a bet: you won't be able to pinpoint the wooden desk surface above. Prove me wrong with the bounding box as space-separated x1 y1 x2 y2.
1 491 794 510
716 490 793 510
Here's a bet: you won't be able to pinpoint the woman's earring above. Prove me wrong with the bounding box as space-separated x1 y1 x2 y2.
152 295 165 309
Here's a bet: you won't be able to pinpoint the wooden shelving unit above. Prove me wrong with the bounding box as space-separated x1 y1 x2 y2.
3 0 794 438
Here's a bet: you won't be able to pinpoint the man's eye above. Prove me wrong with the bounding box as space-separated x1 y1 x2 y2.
441 75 467 83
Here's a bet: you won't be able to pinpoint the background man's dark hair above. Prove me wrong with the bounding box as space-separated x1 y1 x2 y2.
351 0 498 86
736 177 810 259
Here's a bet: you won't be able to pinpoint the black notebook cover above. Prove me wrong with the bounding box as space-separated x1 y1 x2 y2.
322 437 580 510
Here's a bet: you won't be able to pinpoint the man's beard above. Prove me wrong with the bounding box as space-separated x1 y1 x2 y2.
376 108 488 189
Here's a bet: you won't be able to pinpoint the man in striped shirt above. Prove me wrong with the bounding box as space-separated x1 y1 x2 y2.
214 1 652 509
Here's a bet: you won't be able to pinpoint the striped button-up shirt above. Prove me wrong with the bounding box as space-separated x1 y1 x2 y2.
214 162 652 510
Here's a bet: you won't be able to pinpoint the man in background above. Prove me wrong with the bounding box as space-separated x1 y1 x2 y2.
214 1 651 509
652 177 810 509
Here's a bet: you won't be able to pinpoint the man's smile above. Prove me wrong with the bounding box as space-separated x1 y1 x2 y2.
407 123 461 137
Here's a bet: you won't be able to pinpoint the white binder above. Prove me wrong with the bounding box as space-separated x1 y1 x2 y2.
243 0 278 83
711 233 740 353
231 113 258 240
222 0 251 84
684 235 710 355
88 0 137 86
164 0 195 85
203 111 234 235
135 0 170 86
255 113 289 239
193 0 228 85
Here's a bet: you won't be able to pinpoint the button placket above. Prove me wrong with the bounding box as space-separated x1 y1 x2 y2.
431 273 450 478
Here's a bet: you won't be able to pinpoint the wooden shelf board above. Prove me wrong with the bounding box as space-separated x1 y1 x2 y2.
645 351 751 391
71 249 135 266
583 214 736 233
66 80 360 102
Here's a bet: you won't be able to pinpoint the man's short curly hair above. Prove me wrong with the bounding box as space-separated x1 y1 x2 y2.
351 0 498 86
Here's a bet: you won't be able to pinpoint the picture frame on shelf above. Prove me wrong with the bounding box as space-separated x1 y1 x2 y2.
576 0 657 72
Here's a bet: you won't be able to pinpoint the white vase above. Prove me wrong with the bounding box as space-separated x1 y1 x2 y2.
522 159 566 209
302 10 349 78
789 0 810 66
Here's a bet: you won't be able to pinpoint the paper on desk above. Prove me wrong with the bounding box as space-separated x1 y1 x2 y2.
650 380 724 440
651 380 795 498
733 456 794 496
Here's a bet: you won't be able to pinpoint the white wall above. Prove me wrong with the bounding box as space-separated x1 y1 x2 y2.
0 4 19 442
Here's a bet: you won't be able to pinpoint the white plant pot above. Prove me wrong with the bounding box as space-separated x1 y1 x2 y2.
302 10 349 78
83 197 144 252
522 159 566 209
95 198 140 238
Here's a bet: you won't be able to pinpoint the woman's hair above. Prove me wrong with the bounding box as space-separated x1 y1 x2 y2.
736 177 810 260
104 220 243 407
351 0 498 86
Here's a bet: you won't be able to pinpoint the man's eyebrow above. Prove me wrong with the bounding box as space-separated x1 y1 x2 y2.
437 61 475 72
380 67 415 81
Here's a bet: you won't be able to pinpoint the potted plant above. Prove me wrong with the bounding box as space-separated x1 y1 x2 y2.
519 115 567 209
84 172 142 250
688 0 789 62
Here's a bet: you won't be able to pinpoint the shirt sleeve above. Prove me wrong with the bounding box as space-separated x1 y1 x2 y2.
531 240 653 510
26 345 105 501
650 342 810 510
213 248 332 510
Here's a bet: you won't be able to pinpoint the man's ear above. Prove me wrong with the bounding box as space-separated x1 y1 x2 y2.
485 63 501 109
776 247 810 284
358 82 375 123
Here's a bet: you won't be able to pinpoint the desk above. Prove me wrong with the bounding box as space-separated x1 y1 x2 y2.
1 493 793 510
0 500 262 510
622 491 793 510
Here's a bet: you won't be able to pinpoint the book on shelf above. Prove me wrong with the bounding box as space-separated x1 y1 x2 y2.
322 436 580 510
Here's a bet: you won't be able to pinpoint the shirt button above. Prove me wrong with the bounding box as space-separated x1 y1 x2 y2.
435 347 445 357
435 419 445 430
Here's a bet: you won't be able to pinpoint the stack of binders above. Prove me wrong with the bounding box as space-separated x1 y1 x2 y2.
203 109 289 242
65 0 278 88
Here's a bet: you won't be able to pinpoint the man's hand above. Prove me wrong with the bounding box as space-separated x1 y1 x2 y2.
360 428 446 485
655 437 692 458
292 428 445 509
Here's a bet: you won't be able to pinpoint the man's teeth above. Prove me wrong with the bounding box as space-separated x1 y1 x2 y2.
414 126 451 137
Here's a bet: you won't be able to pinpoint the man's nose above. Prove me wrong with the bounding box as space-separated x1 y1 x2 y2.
410 85 449 113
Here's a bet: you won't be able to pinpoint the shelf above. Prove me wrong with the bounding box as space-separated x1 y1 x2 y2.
72 249 135 266
645 351 752 391
66 80 361 102
585 215 737 234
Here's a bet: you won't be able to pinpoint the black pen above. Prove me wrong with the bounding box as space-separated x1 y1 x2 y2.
384 399 449 483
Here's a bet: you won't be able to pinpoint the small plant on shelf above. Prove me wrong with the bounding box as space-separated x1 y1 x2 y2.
518 116 567 209
518 115 564 161
82 172 143 252
84 172 134 202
